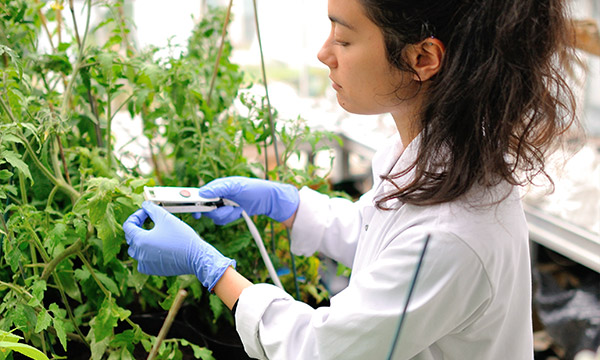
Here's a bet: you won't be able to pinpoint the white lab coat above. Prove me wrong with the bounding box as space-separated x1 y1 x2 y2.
235 133 534 360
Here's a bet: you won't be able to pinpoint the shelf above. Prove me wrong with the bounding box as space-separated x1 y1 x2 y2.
524 203 600 273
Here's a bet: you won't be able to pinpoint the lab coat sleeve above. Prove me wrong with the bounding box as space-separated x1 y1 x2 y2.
235 228 493 360
289 186 367 267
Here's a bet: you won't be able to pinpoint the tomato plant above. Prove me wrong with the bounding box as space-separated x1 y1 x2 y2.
0 1 339 358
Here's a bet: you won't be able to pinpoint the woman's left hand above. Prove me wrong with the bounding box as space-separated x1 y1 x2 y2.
123 201 235 291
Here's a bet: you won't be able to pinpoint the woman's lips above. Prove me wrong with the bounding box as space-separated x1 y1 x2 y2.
330 77 342 91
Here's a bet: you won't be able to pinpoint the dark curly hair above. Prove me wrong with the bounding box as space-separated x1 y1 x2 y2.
359 0 579 207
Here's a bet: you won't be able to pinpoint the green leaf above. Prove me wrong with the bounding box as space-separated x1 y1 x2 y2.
95 271 120 296
209 294 224 321
97 208 122 265
34 311 52 333
186 342 214 360
0 341 49 360
88 327 110 360
98 53 114 79
27 280 46 307
2 134 23 144
92 298 118 342
127 267 148 293
58 270 82 303
0 330 22 343
52 317 67 351
74 268 91 282
0 170 12 181
1 150 32 183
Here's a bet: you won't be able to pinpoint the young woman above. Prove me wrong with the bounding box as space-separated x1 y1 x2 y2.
123 0 577 358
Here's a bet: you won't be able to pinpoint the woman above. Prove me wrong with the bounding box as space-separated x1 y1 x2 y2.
123 0 577 358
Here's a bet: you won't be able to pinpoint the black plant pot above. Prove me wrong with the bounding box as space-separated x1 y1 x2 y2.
131 304 251 360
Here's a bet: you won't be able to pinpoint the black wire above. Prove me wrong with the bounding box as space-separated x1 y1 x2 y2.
386 233 431 360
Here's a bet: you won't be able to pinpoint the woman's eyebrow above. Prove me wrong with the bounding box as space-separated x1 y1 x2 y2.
329 15 356 31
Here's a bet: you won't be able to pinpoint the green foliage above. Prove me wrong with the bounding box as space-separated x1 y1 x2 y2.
0 0 340 358
0 330 49 360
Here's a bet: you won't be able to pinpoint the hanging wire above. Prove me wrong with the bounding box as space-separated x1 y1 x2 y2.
252 0 301 300
386 234 431 360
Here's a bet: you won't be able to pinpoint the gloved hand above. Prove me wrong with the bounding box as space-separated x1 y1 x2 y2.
123 201 235 291
194 176 299 225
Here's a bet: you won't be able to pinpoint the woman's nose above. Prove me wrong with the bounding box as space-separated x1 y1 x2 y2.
317 37 337 69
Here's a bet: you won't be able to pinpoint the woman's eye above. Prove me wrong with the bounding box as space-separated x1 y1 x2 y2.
334 39 349 47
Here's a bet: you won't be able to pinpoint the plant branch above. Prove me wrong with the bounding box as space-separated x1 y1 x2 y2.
51 272 90 347
107 87 113 170
206 0 233 107
77 252 110 297
34 1 56 52
147 289 188 360
56 134 72 185
61 0 92 118
41 239 82 281
68 0 82 48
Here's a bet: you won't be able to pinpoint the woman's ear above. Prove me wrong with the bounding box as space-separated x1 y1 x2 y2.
405 38 445 82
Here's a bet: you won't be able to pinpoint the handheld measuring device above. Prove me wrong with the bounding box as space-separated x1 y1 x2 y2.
142 186 284 290
143 186 227 213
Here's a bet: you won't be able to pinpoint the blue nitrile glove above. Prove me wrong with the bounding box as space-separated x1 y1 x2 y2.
194 176 299 225
123 201 235 291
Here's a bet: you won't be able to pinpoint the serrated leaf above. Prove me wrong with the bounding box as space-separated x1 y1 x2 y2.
74 268 91 282
95 271 120 296
46 223 67 256
0 341 49 360
92 298 118 342
52 316 67 351
34 311 52 333
97 208 122 265
1 151 32 183
27 280 46 307
187 343 214 360
89 328 110 360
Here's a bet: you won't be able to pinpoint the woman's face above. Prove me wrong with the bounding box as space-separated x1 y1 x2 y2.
318 0 412 115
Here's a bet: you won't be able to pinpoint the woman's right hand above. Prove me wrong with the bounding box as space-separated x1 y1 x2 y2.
195 176 299 226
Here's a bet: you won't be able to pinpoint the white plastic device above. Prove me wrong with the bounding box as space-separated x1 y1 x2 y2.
143 186 225 213
143 186 284 290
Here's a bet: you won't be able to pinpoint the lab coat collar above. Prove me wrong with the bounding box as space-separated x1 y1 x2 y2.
371 132 423 209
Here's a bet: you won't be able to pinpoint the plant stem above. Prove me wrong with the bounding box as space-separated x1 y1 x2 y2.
41 239 82 281
252 0 300 299
34 0 56 52
51 272 90 347
57 134 72 185
61 0 92 119
146 289 187 360
23 221 51 264
46 185 59 209
206 0 233 107
77 252 111 296
67 0 82 48
107 88 112 170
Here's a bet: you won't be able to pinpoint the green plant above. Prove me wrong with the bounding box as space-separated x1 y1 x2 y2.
0 329 49 360
0 0 340 358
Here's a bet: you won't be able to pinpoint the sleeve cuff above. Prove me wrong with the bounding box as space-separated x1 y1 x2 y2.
235 283 294 359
